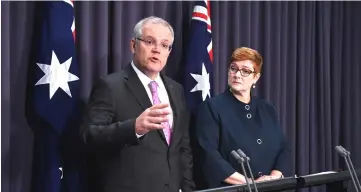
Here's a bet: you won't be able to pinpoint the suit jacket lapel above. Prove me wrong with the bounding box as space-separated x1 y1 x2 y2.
124 64 152 110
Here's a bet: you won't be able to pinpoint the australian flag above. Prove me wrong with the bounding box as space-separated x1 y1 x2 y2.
183 0 213 115
29 1 81 192
183 1 213 189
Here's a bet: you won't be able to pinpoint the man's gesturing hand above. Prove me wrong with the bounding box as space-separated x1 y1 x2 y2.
135 103 171 135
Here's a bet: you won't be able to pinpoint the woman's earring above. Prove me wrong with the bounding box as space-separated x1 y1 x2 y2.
253 83 256 88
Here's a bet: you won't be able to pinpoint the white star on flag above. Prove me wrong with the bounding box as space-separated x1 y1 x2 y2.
190 63 211 101
35 50 79 99
59 167 63 179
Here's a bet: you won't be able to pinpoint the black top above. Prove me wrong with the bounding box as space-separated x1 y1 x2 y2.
194 88 292 188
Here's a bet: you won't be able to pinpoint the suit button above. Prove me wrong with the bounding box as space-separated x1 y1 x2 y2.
164 184 169 188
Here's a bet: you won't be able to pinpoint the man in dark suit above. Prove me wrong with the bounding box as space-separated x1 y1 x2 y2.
80 16 195 192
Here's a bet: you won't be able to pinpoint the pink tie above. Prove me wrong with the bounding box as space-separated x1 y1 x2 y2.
148 81 172 145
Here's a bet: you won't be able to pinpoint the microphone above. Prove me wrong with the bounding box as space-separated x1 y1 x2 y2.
237 149 250 161
237 149 259 192
335 145 361 192
230 150 252 192
335 146 349 156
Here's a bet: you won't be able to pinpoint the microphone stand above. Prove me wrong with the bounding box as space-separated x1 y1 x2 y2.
237 149 259 192
231 150 252 192
339 146 361 192
335 146 361 192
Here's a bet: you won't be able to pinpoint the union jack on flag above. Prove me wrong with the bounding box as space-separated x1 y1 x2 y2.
183 0 213 115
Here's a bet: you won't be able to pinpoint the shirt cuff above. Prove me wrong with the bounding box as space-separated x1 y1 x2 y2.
136 133 144 138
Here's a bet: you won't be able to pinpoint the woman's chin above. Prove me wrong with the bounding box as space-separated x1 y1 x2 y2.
230 86 248 94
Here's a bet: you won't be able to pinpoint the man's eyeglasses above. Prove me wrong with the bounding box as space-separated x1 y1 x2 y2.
229 65 257 77
136 37 172 51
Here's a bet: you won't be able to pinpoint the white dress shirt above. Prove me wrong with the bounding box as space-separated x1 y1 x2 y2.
131 61 174 138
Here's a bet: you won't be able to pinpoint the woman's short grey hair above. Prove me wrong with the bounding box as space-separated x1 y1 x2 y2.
132 16 174 43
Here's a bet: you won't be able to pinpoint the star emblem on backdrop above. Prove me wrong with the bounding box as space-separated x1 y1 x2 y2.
35 50 79 99
190 62 211 101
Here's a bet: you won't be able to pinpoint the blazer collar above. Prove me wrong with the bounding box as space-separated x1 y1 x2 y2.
124 63 152 110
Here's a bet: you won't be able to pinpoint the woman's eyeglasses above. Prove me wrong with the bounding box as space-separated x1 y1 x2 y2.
229 65 257 77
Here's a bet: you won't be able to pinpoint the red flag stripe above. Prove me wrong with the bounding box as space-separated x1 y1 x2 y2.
192 12 207 20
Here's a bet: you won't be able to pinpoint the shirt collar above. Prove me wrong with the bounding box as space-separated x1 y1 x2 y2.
131 61 164 89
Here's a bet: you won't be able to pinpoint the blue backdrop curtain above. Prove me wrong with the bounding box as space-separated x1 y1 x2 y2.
1 1 361 192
